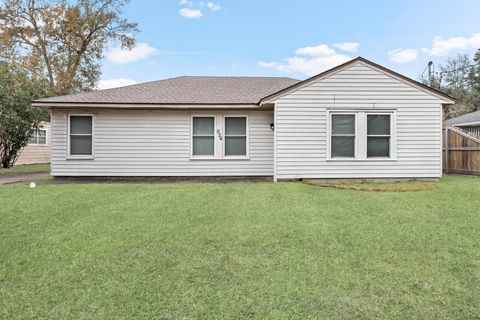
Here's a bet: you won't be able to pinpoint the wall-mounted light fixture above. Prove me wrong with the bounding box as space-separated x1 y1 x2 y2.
270 123 275 131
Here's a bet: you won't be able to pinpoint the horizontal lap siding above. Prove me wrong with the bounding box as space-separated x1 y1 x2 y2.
51 109 273 176
16 123 51 165
275 62 443 179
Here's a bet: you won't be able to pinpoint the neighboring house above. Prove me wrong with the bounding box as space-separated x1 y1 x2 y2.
444 109 480 137
16 122 51 165
32 57 454 180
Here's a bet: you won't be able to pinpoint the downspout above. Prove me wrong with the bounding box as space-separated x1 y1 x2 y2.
444 126 449 174
273 102 278 182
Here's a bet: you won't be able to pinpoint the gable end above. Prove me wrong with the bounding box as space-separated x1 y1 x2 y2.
260 57 455 105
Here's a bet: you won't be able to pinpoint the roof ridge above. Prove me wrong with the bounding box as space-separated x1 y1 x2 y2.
48 75 301 99
176 75 298 79
32 75 300 105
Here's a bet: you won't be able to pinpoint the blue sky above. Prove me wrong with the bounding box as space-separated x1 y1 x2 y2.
98 0 480 89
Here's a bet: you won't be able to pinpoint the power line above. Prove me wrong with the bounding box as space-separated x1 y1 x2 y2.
438 63 480 75
421 60 480 87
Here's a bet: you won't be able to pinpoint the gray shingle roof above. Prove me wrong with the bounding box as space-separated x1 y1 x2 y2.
34 76 300 105
444 109 480 126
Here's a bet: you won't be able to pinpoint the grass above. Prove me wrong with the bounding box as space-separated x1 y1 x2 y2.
0 163 50 176
1 175 479 319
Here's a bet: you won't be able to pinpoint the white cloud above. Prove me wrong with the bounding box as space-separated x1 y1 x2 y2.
258 43 352 76
422 33 480 56
333 42 360 52
295 44 337 57
257 61 279 69
97 78 137 90
179 7 203 18
106 42 157 64
388 48 418 63
179 1 220 18
207 2 221 12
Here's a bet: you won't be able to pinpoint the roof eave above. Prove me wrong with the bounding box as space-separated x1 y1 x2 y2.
445 121 480 127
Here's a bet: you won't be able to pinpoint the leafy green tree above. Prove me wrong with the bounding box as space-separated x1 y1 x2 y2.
0 62 49 168
0 0 138 95
438 54 477 119
471 49 480 109
422 51 480 119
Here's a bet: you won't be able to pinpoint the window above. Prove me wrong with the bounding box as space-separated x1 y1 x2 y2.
69 115 93 156
191 115 248 159
29 129 47 145
367 115 391 158
331 114 355 158
192 117 215 156
329 111 395 160
224 117 247 156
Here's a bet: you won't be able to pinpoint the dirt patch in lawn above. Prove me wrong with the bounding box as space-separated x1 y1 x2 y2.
304 179 437 192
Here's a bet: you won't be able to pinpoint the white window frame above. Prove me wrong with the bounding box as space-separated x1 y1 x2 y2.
327 109 396 161
223 115 249 159
328 113 357 160
28 128 47 145
67 114 94 159
366 113 392 159
190 114 249 160
190 115 217 159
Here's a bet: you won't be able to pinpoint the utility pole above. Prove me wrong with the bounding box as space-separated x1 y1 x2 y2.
427 61 434 87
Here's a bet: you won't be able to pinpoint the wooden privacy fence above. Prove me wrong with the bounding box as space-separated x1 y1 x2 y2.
458 125 480 137
443 126 480 175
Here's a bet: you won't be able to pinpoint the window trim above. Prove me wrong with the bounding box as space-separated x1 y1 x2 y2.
190 115 217 159
223 115 249 159
329 113 357 159
28 129 47 146
67 114 95 159
327 110 397 161
190 114 250 160
366 113 392 159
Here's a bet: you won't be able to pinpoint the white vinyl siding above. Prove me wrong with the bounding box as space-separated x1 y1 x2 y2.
50 109 273 177
16 122 51 165
274 61 444 179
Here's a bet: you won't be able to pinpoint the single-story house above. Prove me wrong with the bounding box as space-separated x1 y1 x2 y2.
16 122 51 165
444 109 480 137
32 57 455 181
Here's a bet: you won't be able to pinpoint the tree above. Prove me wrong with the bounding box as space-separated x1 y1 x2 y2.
471 48 480 109
421 51 480 119
438 54 477 119
0 62 49 168
0 0 138 95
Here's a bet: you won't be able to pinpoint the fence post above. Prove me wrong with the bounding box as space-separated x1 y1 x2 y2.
445 127 449 174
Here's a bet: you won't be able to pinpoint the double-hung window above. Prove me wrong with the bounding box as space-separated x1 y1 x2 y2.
69 115 93 157
331 114 356 158
224 117 247 156
191 115 248 159
192 116 215 156
29 129 47 145
329 111 394 160
367 114 391 158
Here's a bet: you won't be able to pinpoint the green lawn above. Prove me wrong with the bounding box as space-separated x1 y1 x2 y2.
1 176 479 319
0 163 50 176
